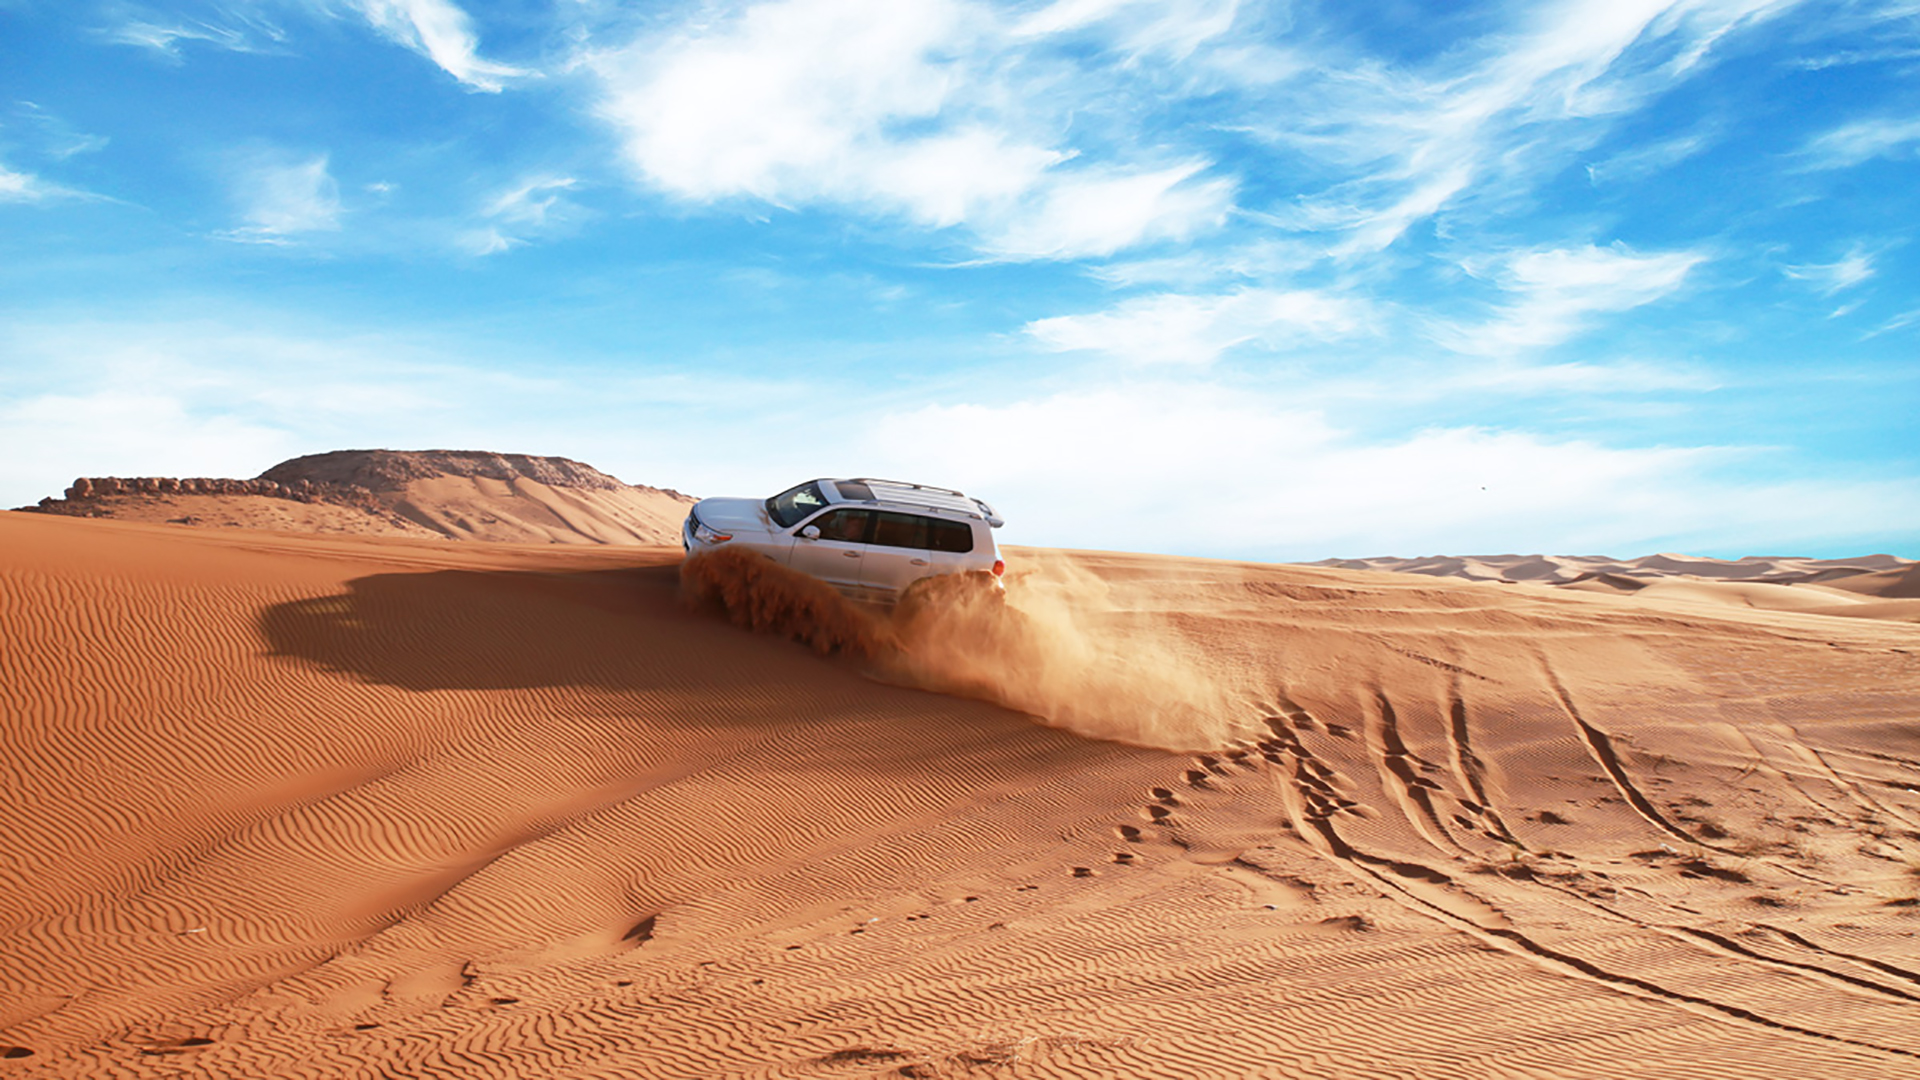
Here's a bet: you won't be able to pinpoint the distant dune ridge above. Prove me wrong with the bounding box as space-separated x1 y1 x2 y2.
1315 552 1920 623
21 449 695 546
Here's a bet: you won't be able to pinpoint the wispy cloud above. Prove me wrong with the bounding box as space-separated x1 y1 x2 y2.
344 0 530 92
103 1 520 88
1026 286 1372 365
1792 44 1920 69
1868 307 1920 338
1247 0 1797 252
1801 115 1920 169
11 101 108 160
1783 246 1876 294
1011 0 1243 60
1438 244 1706 356
219 152 343 243
104 15 280 59
484 176 580 226
459 175 585 254
583 0 1234 260
1586 131 1711 185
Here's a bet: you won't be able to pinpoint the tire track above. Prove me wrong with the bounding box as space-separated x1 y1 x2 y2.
1539 657 1728 852
1441 685 1524 849
1365 692 1472 857
1261 709 1920 1067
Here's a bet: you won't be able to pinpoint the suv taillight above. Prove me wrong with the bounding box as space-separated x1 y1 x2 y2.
992 559 1005 577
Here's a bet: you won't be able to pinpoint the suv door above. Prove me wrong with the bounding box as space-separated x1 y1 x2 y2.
862 511 934 598
786 508 873 593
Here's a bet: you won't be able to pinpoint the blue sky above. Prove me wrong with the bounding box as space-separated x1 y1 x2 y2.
2 0 1916 559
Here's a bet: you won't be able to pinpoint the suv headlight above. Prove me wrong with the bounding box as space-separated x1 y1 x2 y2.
691 515 731 544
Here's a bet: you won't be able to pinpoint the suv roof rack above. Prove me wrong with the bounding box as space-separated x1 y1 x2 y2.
847 477 967 498
832 477 1005 529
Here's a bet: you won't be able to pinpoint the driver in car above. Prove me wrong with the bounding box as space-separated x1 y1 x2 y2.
816 511 868 543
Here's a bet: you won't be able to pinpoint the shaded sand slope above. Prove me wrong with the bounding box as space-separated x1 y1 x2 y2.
3 516 1919 1078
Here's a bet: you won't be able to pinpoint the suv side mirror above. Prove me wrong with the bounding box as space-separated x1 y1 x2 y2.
800 525 821 540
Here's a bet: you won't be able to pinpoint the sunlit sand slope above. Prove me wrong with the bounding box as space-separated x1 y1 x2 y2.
3 515 1918 1078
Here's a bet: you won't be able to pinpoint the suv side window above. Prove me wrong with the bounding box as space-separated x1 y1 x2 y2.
809 509 872 543
871 512 931 549
928 519 974 553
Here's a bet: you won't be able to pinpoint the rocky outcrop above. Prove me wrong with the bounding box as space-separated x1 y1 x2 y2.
20 450 696 546
259 449 681 497
33 474 381 517
30 450 688 517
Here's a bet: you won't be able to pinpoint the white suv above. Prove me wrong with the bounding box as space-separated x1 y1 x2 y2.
682 477 1005 603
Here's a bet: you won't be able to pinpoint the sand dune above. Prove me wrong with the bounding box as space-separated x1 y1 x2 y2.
21 449 694 546
3 513 1919 1078
1318 551 1920 625
1315 551 1913 587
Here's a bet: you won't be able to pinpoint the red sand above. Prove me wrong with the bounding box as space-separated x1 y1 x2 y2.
3 513 1918 1078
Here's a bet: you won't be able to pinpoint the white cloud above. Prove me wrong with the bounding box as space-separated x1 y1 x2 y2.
1801 116 1920 169
0 317 513 504
1440 243 1706 355
861 383 1920 558
221 152 343 243
1434 358 1719 395
1026 286 1373 365
986 162 1234 259
1782 247 1876 295
590 0 976 199
0 389 295 503
4 316 1907 559
582 0 1234 259
346 0 529 91
0 163 50 202
0 157 92 203
104 2 521 88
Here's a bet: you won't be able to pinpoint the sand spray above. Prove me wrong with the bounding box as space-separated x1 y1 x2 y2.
680 547 1250 751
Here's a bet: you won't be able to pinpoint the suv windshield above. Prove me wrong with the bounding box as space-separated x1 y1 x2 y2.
766 481 829 529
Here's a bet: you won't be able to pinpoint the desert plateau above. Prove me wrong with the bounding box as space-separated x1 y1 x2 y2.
2 453 1917 1079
